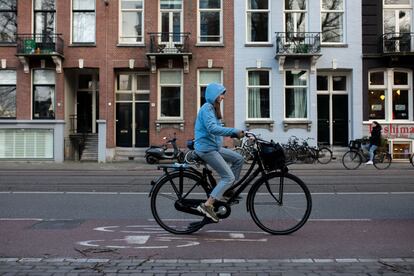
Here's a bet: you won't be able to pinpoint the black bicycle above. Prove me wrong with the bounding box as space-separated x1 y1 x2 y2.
410 153 414 167
342 139 392 170
149 132 312 235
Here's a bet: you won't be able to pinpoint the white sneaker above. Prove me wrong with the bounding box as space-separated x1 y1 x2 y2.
365 160 373 165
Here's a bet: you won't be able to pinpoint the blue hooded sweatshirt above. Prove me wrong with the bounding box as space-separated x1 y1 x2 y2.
194 83 239 153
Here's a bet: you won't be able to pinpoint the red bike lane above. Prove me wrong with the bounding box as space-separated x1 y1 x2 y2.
1 218 413 260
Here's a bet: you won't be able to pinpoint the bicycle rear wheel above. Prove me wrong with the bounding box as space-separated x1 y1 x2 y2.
150 171 209 234
248 172 312 235
342 150 362 170
410 154 414 167
317 147 333 164
373 152 392 170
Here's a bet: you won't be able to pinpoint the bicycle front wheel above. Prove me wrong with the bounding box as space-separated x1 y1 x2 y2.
317 147 333 164
342 150 362 170
410 154 414 167
151 171 209 234
248 172 312 235
373 152 392 170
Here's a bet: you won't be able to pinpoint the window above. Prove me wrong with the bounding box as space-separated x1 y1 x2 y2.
160 0 182 43
284 0 306 34
0 0 17 43
198 0 222 43
321 0 344 43
198 70 222 108
368 69 412 121
246 0 269 43
247 70 270 119
116 73 150 102
392 142 411 160
72 0 96 43
120 0 144 44
34 0 55 36
285 70 308 119
159 70 182 119
33 69 55 119
0 70 16 118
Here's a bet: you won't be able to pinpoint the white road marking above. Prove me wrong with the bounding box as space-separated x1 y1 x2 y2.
229 233 245 239
122 235 150 245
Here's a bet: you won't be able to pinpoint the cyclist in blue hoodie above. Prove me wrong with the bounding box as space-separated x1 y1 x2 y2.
195 83 245 222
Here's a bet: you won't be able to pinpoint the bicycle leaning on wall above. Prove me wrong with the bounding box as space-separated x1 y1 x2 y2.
342 138 392 170
149 132 312 235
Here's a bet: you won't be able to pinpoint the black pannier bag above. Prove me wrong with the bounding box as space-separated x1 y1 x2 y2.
258 140 286 171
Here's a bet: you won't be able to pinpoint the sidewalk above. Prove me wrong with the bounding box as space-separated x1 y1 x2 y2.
0 158 412 171
1 257 413 275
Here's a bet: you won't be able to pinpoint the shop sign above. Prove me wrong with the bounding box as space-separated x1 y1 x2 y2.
364 123 414 139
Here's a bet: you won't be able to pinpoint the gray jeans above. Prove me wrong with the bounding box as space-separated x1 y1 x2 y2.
363 144 378 161
196 147 244 200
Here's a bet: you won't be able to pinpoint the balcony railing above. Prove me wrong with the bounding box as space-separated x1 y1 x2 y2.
381 33 414 54
276 32 321 55
148 32 191 55
16 33 64 56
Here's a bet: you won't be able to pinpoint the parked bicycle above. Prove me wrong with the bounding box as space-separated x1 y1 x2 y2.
149 132 312 235
282 136 332 164
410 153 414 167
342 138 392 170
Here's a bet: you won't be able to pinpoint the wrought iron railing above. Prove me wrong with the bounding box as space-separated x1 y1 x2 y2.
381 33 414 54
148 32 191 54
16 33 64 56
276 32 321 55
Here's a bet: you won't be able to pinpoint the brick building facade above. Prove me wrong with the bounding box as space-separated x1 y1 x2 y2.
0 0 234 162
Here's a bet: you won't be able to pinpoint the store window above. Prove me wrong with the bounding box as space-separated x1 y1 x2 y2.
246 0 269 43
0 0 17 43
33 69 55 119
72 0 96 43
198 0 222 43
247 70 270 119
321 0 344 43
159 70 182 119
198 70 222 108
120 0 144 44
0 70 16 118
393 142 411 160
285 70 308 119
368 69 412 121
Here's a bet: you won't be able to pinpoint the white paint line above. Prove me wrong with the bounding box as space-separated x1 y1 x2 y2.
229 233 245 239
122 235 150 245
0 218 42 221
207 230 266 234
309 219 372 222
205 238 267 242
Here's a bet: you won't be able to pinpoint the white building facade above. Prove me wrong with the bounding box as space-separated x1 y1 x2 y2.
234 0 363 147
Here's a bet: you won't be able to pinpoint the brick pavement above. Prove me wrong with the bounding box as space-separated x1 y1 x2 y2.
0 258 414 275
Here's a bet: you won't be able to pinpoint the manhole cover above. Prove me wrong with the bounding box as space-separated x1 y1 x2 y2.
31 219 84 229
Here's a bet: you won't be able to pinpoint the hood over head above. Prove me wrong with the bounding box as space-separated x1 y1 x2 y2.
205 83 226 104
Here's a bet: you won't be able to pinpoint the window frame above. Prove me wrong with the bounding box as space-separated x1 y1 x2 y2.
284 69 309 120
246 69 271 120
197 69 223 110
71 0 96 44
157 69 183 120
368 68 413 122
0 0 17 44
116 72 150 103
33 0 56 37
32 69 56 120
158 0 184 44
245 0 270 44
320 0 346 44
283 0 307 34
0 70 17 119
197 0 223 44
119 0 144 45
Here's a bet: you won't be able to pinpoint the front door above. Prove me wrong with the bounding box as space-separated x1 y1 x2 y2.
317 95 329 145
135 103 149 147
77 92 92 133
333 95 348 146
317 74 349 146
116 103 132 147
